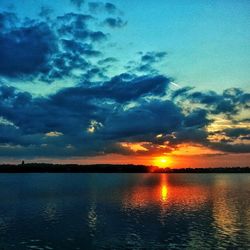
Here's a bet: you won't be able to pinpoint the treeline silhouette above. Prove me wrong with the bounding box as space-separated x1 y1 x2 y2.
0 163 249 173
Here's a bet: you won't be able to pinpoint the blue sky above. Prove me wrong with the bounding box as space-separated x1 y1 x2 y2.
1 0 250 92
0 0 249 166
115 0 250 90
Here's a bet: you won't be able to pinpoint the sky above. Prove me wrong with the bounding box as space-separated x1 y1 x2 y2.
0 0 249 167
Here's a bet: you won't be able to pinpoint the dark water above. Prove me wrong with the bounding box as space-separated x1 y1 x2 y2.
0 174 249 250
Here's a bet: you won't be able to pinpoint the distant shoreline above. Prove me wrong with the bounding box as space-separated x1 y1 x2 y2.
0 163 249 173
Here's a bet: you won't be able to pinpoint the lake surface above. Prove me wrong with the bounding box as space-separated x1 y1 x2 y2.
0 173 249 250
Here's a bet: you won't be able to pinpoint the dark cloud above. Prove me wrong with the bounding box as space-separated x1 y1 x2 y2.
88 2 118 14
171 86 193 99
174 87 250 117
0 74 175 157
103 17 127 28
99 75 170 102
55 13 106 42
1 76 249 158
0 74 170 135
105 3 117 14
38 6 53 19
141 52 167 63
209 142 250 153
224 128 250 138
0 124 21 144
0 17 56 77
126 51 168 75
0 11 109 82
56 74 170 103
70 0 85 9
0 4 128 84
0 76 169 156
188 91 221 105
0 12 17 30
88 2 126 28
101 100 183 140
184 109 210 128
61 39 102 57
170 128 209 146
97 57 118 65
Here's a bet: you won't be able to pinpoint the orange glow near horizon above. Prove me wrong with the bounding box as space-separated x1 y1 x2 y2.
34 151 250 169
153 156 172 168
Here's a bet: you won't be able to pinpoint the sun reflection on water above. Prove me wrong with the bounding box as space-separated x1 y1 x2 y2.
121 174 211 213
160 175 168 202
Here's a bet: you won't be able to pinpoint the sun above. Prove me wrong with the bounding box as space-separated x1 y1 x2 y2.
153 156 172 169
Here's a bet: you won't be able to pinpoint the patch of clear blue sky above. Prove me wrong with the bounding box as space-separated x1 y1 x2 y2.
1 0 249 93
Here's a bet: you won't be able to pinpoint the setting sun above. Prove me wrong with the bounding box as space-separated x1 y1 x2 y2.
153 156 172 168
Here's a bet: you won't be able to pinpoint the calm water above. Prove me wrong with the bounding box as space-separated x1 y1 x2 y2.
0 174 249 250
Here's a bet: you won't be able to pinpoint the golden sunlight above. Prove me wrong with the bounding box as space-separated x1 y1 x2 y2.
161 185 168 202
153 156 172 168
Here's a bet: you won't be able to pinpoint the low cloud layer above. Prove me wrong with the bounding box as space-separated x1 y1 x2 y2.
0 77 249 158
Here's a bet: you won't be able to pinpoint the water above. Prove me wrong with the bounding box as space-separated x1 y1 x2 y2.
0 173 249 250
